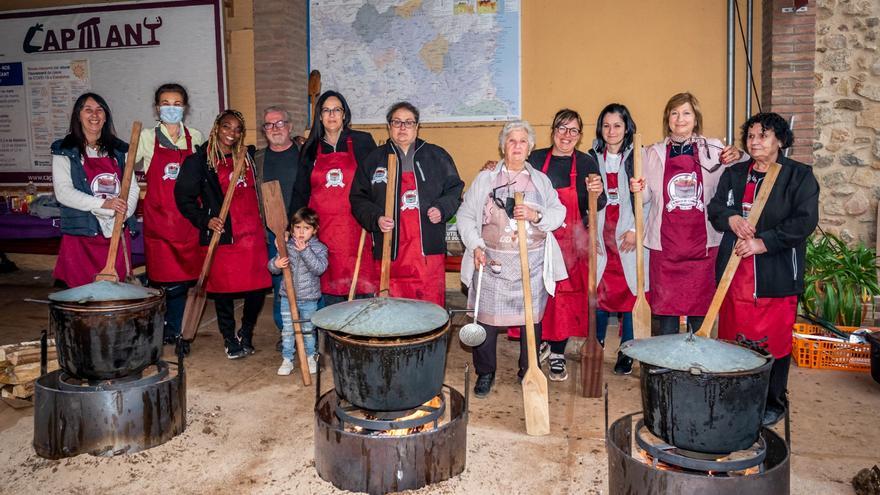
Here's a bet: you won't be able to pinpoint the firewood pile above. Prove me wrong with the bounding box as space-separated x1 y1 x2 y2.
1 339 59 407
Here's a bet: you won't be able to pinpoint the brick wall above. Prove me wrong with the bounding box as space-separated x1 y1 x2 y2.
761 0 816 164
253 0 309 148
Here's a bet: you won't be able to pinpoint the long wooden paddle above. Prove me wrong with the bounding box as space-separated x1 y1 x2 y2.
348 229 367 301
262 180 311 385
95 121 142 282
378 154 398 296
581 174 604 398
631 134 652 339
180 147 246 342
695 162 782 338
514 192 550 436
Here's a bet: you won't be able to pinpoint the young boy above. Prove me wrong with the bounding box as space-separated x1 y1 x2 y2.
269 207 328 375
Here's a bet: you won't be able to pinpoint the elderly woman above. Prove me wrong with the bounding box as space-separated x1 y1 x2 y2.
631 92 744 335
350 101 463 306
456 120 568 398
590 103 648 375
708 112 819 426
175 110 271 359
297 91 378 305
137 83 205 348
52 92 140 288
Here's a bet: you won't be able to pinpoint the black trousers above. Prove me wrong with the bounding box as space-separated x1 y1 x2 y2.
655 315 705 336
473 323 542 376
766 354 791 412
149 281 193 339
213 290 266 343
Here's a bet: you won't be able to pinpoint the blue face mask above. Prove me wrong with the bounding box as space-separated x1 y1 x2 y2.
159 105 184 124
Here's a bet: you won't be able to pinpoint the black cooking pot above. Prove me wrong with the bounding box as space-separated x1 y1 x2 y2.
867 331 880 385
622 334 774 454
49 281 165 380
312 297 451 412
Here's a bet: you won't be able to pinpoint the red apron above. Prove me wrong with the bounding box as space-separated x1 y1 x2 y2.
598 170 636 312
143 127 203 283
649 144 716 316
389 171 445 306
53 155 132 287
310 137 379 296
718 164 796 358
205 157 271 293
527 152 589 341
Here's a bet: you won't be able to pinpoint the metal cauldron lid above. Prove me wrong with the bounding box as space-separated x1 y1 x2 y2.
311 297 449 337
48 281 161 304
620 333 770 373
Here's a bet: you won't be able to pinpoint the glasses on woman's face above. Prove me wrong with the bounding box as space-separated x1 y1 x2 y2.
390 119 418 129
555 125 581 137
321 107 344 116
262 120 288 130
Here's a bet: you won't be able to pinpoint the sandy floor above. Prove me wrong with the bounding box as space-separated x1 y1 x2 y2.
0 254 877 494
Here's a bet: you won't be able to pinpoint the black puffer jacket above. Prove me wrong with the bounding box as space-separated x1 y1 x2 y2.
707 155 819 298
350 139 464 259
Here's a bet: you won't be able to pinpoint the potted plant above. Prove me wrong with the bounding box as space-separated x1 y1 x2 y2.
801 230 880 327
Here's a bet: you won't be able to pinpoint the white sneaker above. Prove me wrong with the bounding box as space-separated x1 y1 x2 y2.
277 358 294 376
307 354 319 375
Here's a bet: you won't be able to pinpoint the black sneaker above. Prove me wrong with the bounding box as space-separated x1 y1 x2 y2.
762 406 785 427
613 352 633 375
473 372 495 398
549 357 568 381
237 329 255 355
225 339 247 360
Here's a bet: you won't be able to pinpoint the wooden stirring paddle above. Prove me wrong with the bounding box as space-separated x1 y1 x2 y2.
378 154 398 296
95 121 142 282
631 133 652 339
581 174 604 398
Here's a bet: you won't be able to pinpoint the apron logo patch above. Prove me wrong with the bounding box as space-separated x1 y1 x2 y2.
163 162 180 181
325 168 345 188
372 167 387 184
401 189 419 210
665 172 704 212
90 172 120 199
231 171 248 188
607 187 620 205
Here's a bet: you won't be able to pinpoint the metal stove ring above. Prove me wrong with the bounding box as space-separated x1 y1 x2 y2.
334 390 447 431
635 419 767 472
57 361 170 392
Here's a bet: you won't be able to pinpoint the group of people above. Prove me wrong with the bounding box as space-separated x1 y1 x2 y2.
50 85 818 426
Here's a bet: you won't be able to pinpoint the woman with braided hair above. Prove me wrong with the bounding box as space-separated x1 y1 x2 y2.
175 110 271 359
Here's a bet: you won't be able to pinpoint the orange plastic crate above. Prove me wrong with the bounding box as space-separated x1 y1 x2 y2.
791 323 871 372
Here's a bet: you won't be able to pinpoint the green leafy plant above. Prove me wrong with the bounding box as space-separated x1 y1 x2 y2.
802 231 880 327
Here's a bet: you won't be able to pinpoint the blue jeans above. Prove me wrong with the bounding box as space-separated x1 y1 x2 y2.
267 232 283 330
596 310 634 346
280 297 318 361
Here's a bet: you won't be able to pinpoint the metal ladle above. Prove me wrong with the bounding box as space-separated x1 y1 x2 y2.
459 263 487 347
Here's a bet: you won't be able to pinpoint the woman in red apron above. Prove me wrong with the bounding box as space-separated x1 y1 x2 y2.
52 93 139 288
175 110 271 359
709 112 819 426
299 91 378 306
350 102 464 307
138 83 205 347
591 104 648 376
507 109 602 382
630 93 744 335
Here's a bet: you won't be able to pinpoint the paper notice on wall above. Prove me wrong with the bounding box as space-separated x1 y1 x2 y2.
25 59 90 169
0 63 29 171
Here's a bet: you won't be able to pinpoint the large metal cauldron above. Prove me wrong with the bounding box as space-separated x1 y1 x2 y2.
622 334 774 454
49 281 165 380
313 297 450 411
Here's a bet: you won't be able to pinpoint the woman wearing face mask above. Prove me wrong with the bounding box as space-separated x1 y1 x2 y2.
504 109 604 383
175 110 271 359
630 92 745 335
350 101 464 306
296 91 378 305
52 93 140 288
589 103 648 375
137 83 205 348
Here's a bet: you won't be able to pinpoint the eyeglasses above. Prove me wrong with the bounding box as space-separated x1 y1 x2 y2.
321 107 344 116
262 120 289 130
490 183 515 219
555 125 581 137
390 119 418 129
